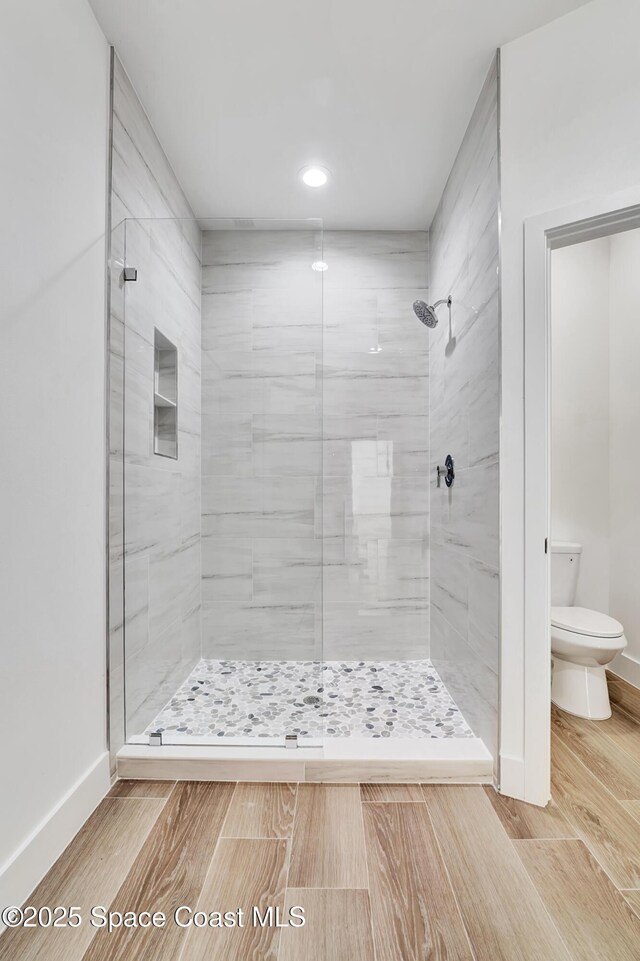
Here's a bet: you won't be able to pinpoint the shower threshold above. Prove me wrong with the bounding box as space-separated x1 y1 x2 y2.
118 658 493 783
116 735 492 783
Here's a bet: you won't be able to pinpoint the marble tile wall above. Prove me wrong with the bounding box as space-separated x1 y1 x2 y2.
109 55 202 746
201 229 430 662
428 57 500 762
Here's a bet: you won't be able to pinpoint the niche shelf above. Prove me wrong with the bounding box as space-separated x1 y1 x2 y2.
153 329 178 459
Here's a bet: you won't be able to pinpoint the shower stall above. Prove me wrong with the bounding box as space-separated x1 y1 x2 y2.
109 216 490 776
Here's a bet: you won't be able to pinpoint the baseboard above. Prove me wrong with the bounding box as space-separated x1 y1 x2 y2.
0 752 110 926
609 652 640 691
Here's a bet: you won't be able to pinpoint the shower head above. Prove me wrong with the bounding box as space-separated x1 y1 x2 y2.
413 295 452 328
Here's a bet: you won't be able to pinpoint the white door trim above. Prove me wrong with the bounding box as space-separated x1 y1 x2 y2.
507 185 640 806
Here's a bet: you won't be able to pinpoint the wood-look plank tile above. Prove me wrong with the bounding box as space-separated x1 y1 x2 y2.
363 802 473 960
80 781 234 961
108 779 175 799
423 785 572 961
221 783 296 838
278 889 374 961
515 839 640 961
482 786 576 839
0 798 163 961
621 800 640 820
622 891 640 919
607 672 640 722
288 785 368 888
598 706 640 760
551 733 640 888
179 838 288 961
552 707 640 801
360 783 424 802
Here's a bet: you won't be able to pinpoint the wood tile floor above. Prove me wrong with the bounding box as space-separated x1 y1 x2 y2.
2 688 640 960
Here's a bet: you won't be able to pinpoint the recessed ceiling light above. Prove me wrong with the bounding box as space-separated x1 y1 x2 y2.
300 166 330 188
312 260 328 272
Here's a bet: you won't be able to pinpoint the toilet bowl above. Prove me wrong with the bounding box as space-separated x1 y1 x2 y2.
550 543 627 720
551 606 626 719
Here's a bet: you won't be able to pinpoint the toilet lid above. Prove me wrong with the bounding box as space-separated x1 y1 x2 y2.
551 606 624 638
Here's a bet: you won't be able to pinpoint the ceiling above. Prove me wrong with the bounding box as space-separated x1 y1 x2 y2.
89 0 590 229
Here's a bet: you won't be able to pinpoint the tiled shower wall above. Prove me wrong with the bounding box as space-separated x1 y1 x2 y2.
428 58 500 759
200 230 429 662
109 55 202 744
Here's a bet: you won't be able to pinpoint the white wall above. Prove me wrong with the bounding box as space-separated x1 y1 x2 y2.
551 238 611 611
499 0 640 796
0 0 110 905
609 229 640 670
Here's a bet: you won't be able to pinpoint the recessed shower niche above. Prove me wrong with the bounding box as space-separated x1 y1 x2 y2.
153 328 178 459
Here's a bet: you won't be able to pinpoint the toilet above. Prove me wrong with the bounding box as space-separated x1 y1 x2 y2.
551 542 627 719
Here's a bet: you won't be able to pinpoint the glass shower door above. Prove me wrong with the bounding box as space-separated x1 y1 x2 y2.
120 217 325 746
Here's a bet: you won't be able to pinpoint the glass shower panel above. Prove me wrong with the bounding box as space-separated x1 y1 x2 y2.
121 218 324 746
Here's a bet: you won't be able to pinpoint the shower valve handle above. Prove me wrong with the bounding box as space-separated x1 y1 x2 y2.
437 455 455 488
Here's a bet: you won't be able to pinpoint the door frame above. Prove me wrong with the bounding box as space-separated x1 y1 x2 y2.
512 186 640 805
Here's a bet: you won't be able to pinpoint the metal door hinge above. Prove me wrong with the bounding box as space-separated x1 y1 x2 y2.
284 734 298 749
149 731 163 746
545 537 548 554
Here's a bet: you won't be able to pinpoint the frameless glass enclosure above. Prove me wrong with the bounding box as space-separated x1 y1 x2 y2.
118 218 324 746
111 219 482 757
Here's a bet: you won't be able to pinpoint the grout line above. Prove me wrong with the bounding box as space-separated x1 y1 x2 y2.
276 784 299 961
218 780 240 836
280 886 372 891
174 783 236 961
421 789 480 961
509 837 584 843
357 789 378 961
550 738 635 891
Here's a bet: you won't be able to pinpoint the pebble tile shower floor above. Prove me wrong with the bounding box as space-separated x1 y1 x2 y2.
144 659 474 740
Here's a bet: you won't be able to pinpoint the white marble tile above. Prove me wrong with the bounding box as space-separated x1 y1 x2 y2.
428 57 499 763
201 537 253 604
202 604 318 661
322 536 428 610
429 608 497 759
430 539 468 638
376 288 431 354
110 54 203 757
468 558 499 673
323 231 428 290
201 290 252 351
202 411 252 475
322 350 428 417
253 413 322 476
252 287 322 352
377 415 429 476
202 475 317 538
202 229 321 290
123 555 149 662
202 349 319 415
322 608 429 661
253 538 322 607
323 474 429 540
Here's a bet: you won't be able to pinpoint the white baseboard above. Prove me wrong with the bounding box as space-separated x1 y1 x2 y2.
0 752 110 926
609 652 640 690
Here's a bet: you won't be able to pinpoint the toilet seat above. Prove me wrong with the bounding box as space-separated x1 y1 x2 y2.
551 606 623 638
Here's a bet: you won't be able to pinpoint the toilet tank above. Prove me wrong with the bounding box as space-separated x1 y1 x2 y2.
550 542 582 606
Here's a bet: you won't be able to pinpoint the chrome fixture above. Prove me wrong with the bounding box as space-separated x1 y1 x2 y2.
123 266 138 282
413 295 452 328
